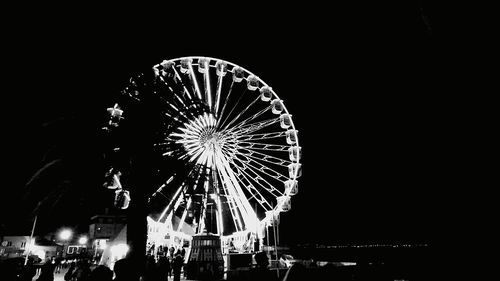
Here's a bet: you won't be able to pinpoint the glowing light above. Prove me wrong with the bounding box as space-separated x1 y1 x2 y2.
34 249 45 260
98 240 107 250
114 189 131 209
107 103 123 118
110 244 129 261
59 229 72 240
78 236 88 245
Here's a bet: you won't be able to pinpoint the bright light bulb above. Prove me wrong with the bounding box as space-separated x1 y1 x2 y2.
78 237 88 245
59 229 72 240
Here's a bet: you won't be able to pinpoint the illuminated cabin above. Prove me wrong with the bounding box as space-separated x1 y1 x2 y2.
186 233 224 280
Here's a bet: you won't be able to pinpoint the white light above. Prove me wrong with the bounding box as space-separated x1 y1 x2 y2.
34 249 46 261
59 229 72 240
78 236 88 245
97 240 107 250
110 244 129 260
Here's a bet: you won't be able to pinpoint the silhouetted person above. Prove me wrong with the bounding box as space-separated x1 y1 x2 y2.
37 259 55 281
20 259 37 281
143 255 157 281
157 255 170 281
89 265 113 281
171 255 183 281
73 260 91 281
113 258 135 281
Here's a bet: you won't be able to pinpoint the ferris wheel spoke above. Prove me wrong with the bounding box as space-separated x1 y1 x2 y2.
165 66 195 103
234 131 287 142
218 172 247 230
231 154 289 183
217 80 235 127
176 197 193 232
234 165 284 198
218 87 248 131
233 146 292 166
227 196 244 232
220 96 261 131
233 142 291 152
157 166 201 222
224 118 280 138
150 173 176 202
216 152 259 231
171 167 205 225
216 168 243 232
227 159 284 197
155 76 189 108
157 96 193 124
234 149 291 168
200 59 213 111
211 169 224 235
214 68 224 118
158 87 200 121
220 146 238 162
230 164 274 211
187 62 203 101
226 105 272 133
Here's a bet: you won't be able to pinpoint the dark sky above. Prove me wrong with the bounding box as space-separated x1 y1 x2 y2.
1 4 438 245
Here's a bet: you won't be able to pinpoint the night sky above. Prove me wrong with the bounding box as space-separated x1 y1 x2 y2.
1 4 438 245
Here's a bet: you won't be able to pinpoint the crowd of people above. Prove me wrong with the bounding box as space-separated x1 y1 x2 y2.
0 250 353 281
1 247 187 281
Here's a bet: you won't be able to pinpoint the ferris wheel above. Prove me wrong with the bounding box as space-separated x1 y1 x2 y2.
106 56 301 252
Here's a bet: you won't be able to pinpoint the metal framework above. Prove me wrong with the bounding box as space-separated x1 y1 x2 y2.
106 57 301 253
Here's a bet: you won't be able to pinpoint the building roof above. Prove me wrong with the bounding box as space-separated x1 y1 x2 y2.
35 237 61 247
